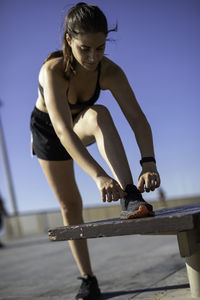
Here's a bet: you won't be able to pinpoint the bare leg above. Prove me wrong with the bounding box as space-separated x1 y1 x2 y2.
38 159 93 276
74 105 133 190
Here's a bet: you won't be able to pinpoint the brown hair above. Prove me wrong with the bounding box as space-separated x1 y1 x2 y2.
44 2 117 79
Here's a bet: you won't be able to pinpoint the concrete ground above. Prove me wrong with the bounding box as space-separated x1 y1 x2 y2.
0 234 196 300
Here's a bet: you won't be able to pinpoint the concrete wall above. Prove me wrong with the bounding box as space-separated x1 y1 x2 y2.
2 196 200 240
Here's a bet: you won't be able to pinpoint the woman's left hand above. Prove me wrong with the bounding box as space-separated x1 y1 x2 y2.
137 163 161 193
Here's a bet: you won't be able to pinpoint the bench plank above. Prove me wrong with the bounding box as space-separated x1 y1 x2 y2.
49 203 200 241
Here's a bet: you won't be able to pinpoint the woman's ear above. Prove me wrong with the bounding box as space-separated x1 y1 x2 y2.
66 34 72 46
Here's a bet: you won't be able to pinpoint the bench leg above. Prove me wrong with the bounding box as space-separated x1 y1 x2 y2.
185 250 200 298
177 230 200 298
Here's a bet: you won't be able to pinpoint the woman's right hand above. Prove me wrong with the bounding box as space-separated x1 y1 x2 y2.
95 175 127 203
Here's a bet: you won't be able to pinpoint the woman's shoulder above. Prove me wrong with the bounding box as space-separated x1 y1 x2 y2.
101 56 122 73
40 57 64 74
39 57 65 85
100 57 124 89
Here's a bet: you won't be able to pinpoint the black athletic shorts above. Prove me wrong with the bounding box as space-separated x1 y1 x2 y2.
30 106 79 161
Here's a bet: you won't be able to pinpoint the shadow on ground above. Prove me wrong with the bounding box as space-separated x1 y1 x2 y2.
4 237 49 249
100 283 189 299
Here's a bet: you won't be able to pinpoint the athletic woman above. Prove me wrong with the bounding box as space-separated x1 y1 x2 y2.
30 3 160 299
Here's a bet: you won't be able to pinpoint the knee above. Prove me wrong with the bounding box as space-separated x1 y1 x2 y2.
60 192 82 211
87 105 112 130
59 194 83 225
61 202 83 225
60 200 79 214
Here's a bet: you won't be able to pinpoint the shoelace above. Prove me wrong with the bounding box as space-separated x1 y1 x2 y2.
77 276 92 289
125 184 144 202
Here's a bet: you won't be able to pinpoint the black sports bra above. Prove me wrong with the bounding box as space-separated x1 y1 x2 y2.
38 63 101 111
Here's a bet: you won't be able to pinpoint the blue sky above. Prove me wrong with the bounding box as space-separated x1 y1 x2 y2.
0 0 200 214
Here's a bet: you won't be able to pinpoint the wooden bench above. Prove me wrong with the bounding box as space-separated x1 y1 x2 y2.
48 202 200 298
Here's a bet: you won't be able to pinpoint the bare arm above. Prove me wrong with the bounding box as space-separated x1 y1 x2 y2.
106 63 160 192
109 66 155 157
41 65 125 201
42 67 106 179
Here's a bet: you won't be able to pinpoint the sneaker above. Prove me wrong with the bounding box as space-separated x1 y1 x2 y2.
0 241 4 248
120 184 155 219
75 274 101 300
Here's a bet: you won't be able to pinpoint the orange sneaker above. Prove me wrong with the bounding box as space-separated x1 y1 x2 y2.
120 184 155 219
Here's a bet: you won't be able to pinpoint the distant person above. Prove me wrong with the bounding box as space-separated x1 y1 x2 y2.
30 3 160 299
0 195 7 248
158 187 167 208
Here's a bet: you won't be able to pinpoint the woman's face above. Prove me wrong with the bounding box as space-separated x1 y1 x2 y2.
66 32 106 71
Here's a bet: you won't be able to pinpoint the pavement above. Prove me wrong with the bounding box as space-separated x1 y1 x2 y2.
0 233 196 300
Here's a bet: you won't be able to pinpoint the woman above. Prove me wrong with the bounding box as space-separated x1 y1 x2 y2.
0 195 7 248
30 3 160 299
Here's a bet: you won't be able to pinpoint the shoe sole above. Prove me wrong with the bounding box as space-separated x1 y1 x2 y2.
78 296 100 300
77 295 101 300
77 291 101 300
120 205 155 220
77 298 100 300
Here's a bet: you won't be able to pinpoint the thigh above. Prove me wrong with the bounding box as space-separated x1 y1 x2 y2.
73 108 96 146
73 105 109 145
38 159 82 210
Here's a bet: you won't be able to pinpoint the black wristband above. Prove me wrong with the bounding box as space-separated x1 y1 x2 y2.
140 157 156 166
